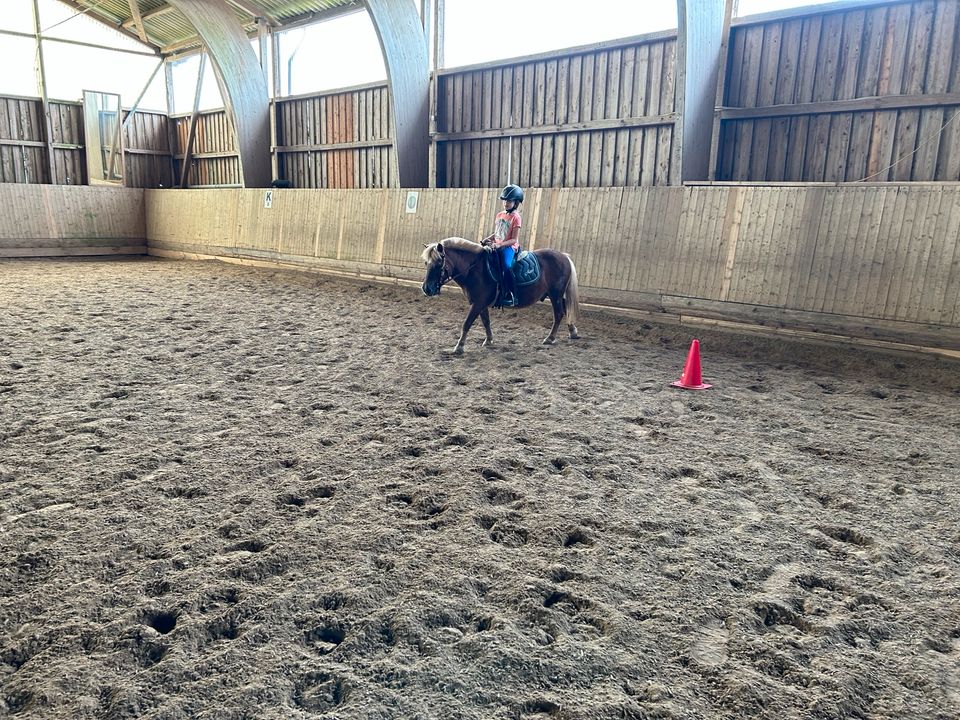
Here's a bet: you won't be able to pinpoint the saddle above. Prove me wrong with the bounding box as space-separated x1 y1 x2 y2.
485 250 542 307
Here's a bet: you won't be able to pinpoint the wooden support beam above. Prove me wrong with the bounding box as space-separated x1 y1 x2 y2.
719 92 960 120
433 114 678 142
126 0 149 43
0 28 157 56
365 0 432 187
168 0 272 188
54 0 155 48
274 139 393 153
180 53 207 189
122 60 165 131
226 0 278 25
708 0 734 180
31 0 57 185
123 4 178 28
174 150 239 159
676 0 727 183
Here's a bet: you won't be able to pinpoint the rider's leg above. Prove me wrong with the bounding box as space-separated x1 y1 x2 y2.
501 247 517 305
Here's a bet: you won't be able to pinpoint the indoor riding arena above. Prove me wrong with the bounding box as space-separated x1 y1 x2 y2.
2 2 959 719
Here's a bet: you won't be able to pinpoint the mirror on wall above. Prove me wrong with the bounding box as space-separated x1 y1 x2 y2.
82 90 123 185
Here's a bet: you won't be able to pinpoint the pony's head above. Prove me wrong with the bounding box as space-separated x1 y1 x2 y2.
420 237 483 296
420 242 446 296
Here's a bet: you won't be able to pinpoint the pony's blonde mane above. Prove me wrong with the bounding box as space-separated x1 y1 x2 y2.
420 237 484 264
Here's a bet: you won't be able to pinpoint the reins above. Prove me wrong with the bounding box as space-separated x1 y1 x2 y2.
438 248 485 286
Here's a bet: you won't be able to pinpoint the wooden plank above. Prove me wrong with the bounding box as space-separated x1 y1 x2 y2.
824 112 853 181
434 113 677 142
733 25 763 177
661 294 960 350
893 187 938 321
936 190 960 325
846 186 885 314
915 187 955 323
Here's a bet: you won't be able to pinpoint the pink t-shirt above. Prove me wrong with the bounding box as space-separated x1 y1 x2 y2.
493 210 521 251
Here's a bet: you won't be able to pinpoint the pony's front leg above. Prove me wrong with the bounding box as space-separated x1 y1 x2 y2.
479 308 494 347
452 304 483 354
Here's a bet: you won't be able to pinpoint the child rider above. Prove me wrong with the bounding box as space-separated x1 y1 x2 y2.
481 184 524 307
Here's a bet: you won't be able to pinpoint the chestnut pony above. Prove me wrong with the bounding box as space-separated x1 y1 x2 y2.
421 237 580 354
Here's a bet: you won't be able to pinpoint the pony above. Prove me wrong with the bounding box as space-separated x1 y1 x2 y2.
420 237 580 354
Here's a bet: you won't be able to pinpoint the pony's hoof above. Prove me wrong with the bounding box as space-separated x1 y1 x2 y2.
569 331 580 340
482 339 494 348
542 337 557 345
452 345 465 355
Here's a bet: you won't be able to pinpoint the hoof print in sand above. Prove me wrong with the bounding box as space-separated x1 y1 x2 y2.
224 538 270 554
817 526 873 547
489 522 529 547
518 698 561 717
486 486 523 506
753 602 811 633
562 528 594 549
302 624 346 655
292 671 348 712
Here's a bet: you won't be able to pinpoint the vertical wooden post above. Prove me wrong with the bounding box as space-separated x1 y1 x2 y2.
271 29 281 182
426 0 437 188
164 60 177 186
258 18 269 86
707 0 734 181
180 53 207 189
430 0 446 187
271 28 282 98
32 0 58 184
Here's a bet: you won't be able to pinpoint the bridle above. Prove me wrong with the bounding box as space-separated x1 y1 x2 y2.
435 248 484 287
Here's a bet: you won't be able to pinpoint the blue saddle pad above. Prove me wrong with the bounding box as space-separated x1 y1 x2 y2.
512 251 541 286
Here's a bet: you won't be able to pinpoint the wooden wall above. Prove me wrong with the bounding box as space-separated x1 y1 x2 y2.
3 0 960 189
274 85 396 188
125 110 175 189
146 185 960 349
0 95 173 188
0 184 146 257
717 0 960 182
170 110 241 187
435 33 679 189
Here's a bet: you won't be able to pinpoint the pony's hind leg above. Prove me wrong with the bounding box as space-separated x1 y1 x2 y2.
479 308 494 347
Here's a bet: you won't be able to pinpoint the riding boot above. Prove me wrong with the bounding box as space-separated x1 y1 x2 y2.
502 268 516 307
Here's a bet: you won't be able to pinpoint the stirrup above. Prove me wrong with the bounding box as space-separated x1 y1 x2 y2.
502 292 516 307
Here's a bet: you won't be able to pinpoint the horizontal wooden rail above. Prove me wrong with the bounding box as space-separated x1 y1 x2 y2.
0 138 44 147
174 151 239 160
127 148 173 156
719 92 960 121
274 139 394 153
433 114 678 143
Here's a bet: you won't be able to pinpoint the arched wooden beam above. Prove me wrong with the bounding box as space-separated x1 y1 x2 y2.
675 0 728 182
167 0 272 187
365 0 430 188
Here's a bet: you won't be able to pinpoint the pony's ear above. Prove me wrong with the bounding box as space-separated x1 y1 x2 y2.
435 243 444 255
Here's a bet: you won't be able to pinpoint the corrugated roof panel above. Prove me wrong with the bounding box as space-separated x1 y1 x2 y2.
62 0 366 54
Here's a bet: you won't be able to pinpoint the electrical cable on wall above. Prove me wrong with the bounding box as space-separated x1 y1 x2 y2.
855 106 960 183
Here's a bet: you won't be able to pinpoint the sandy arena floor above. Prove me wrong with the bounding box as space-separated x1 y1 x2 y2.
1 256 959 720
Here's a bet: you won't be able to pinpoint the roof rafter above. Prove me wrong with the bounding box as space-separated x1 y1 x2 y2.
53 0 157 49
122 4 177 30
126 0 149 43
225 0 278 26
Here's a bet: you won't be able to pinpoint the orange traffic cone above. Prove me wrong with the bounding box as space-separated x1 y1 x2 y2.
671 339 712 390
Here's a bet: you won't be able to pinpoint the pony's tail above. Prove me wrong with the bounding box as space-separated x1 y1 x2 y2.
564 255 581 325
